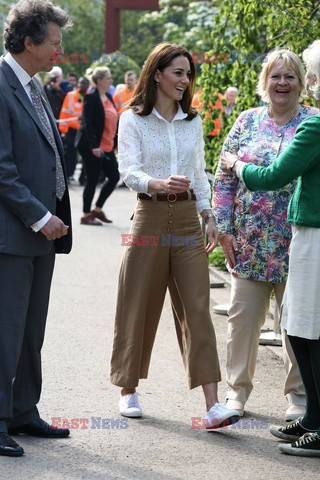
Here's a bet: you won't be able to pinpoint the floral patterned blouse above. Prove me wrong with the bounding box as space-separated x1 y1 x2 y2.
213 105 318 283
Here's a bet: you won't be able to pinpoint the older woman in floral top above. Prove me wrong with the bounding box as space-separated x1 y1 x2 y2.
213 48 318 420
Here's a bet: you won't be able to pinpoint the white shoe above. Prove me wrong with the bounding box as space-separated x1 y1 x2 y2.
226 399 245 417
205 402 241 429
119 393 142 418
259 331 282 346
285 404 306 422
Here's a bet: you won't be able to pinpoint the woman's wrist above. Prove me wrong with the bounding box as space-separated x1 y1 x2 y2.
201 209 215 224
147 178 166 193
230 159 238 172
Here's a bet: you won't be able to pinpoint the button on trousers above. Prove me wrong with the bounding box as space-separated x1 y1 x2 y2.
110 197 221 389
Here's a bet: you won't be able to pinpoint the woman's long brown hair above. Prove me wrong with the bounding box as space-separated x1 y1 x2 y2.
128 43 197 121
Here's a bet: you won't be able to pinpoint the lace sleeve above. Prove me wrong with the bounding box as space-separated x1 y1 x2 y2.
193 116 211 212
118 110 153 193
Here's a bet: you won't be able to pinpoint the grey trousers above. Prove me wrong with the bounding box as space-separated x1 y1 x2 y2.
0 251 55 425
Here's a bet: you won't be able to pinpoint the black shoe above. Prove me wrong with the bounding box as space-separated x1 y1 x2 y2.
8 418 70 438
279 432 320 457
269 417 317 441
0 432 24 457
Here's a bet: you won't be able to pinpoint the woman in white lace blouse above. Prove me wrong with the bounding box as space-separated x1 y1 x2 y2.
109 43 241 430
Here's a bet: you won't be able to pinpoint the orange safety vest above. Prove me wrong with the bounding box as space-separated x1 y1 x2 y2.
192 89 224 137
58 88 86 133
113 85 136 114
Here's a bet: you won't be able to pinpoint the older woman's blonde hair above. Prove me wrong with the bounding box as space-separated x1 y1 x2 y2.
302 40 320 101
89 66 111 86
257 48 305 102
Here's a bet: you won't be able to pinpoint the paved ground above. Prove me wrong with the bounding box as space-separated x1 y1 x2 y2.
1 182 318 479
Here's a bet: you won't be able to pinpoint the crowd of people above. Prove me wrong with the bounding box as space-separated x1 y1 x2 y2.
37 59 139 226
0 0 319 462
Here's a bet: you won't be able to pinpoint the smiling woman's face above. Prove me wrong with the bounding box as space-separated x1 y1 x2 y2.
154 55 191 102
265 59 301 109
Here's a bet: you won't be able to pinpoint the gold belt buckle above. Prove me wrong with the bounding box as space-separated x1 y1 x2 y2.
167 193 177 202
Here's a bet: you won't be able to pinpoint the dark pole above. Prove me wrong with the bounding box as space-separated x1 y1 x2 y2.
105 0 159 53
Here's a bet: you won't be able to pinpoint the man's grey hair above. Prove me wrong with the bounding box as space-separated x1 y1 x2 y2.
4 0 72 54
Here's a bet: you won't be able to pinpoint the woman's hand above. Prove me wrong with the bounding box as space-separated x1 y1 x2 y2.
219 152 239 173
219 233 238 268
92 148 103 158
148 175 191 193
205 218 219 253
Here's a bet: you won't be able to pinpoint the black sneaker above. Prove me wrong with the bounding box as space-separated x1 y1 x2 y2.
279 432 320 457
270 417 317 441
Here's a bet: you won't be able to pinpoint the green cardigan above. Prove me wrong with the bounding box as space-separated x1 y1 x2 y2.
242 113 320 228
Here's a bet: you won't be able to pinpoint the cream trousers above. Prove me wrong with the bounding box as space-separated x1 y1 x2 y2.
226 275 305 406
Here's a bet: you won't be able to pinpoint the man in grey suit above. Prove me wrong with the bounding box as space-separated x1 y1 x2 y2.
0 0 73 457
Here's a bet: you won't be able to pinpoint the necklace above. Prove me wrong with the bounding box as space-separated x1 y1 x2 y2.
273 105 301 156
268 104 301 126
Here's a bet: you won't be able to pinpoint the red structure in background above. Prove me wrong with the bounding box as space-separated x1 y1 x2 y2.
105 0 159 53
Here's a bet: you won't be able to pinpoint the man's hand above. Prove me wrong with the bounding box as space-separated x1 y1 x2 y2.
40 215 69 241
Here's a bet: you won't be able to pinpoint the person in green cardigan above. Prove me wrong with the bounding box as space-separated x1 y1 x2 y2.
220 40 320 458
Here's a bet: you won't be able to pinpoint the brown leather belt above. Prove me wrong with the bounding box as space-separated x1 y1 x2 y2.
138 191 196 202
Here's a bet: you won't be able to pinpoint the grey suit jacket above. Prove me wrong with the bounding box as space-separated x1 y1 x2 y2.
0 57 72 256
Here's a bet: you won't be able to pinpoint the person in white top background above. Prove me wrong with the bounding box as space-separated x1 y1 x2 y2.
109 42 241 430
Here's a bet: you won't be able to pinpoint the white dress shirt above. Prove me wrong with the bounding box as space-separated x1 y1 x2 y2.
118 105 211 212
4 52 52 231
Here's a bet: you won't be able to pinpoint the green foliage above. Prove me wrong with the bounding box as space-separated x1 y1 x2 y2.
56 0 105 78
88 52 141 88
208 245 227 271
120 9 163 68
200 0 320 169
140 0 219 65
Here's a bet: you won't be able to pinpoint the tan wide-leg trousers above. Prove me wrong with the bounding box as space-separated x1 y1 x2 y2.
226 275 305 405
110 197 221 389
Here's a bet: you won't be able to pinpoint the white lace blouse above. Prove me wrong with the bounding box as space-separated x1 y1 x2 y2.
118 105 211 212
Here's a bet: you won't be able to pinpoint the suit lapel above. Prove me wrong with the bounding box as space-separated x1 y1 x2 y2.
1 59 60 153
42 88 64 157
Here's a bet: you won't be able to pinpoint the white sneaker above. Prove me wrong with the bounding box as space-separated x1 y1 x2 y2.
205 402 241 429
285 404 306 422
119 393 142 418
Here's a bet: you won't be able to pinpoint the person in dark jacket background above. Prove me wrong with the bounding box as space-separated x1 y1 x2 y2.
76 67 119 225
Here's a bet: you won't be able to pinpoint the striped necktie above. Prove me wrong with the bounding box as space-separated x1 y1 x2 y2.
29 79 66 200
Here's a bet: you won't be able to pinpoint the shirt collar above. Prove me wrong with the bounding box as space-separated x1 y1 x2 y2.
4 52 32 88
152 103 188 122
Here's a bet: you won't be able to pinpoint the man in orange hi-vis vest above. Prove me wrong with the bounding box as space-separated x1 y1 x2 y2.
192 88 224 139
113 70 137 114
59 77 90 182
113 71 138 188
